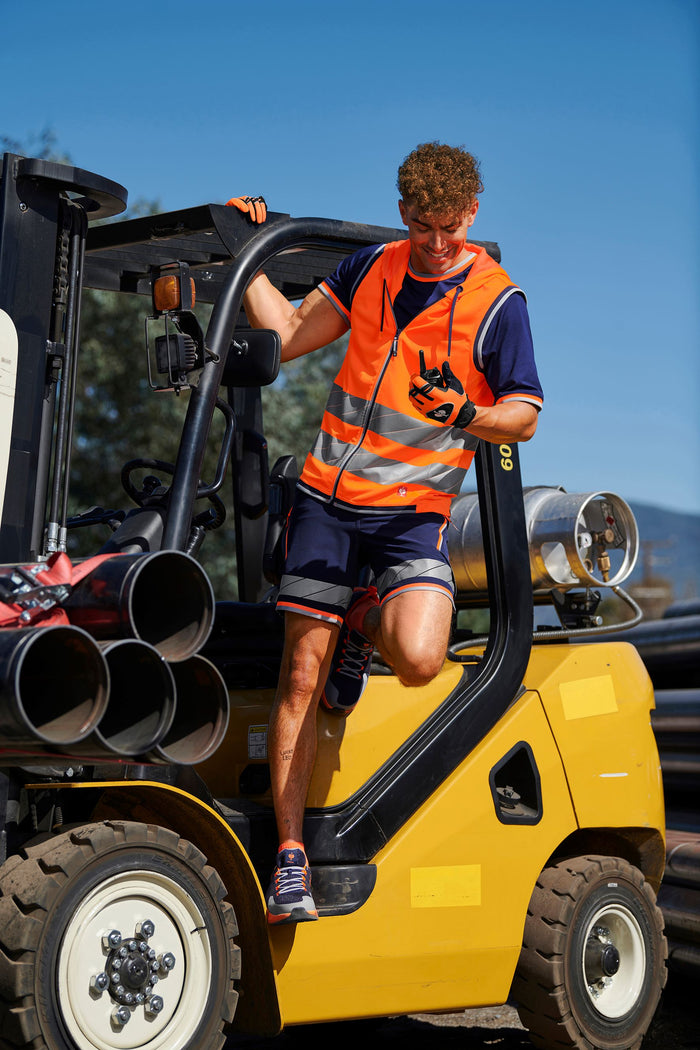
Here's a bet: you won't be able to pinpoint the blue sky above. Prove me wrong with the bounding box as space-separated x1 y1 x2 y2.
2 0 698 514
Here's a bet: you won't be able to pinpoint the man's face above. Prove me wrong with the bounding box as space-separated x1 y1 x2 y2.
399 199 479 275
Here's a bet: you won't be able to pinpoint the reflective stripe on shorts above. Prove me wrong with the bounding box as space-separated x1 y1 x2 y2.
276 490 455 623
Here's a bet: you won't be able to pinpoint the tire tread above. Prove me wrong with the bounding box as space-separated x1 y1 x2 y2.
513 854 667 1050
0 820 240 1049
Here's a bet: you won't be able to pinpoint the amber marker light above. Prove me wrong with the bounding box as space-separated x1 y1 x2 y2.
153 274 196 313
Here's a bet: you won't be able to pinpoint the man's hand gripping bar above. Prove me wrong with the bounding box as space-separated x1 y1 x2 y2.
225 195 267 223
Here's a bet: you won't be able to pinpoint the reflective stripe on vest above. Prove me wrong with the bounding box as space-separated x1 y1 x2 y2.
300 240 519 514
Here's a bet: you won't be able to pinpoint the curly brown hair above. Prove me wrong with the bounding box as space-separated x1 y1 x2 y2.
397 142 483 220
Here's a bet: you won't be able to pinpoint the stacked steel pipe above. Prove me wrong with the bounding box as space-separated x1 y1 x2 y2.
657 830 700 976
616 609 700 974
0 552 229 766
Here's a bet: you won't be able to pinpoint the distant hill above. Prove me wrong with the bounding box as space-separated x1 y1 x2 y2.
627 501 700 604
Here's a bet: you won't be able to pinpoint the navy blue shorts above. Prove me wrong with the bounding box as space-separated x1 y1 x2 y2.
277 490 455 626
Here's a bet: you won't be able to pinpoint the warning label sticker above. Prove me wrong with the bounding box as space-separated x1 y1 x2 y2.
248 725 268 760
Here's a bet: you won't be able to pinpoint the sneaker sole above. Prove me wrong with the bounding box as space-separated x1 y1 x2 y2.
267 906 319 925
320 693 358 715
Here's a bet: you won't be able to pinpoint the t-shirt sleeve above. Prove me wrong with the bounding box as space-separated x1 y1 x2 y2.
319 243 385 325
478 290 543 411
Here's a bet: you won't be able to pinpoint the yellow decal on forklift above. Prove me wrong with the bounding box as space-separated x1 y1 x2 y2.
410 865 481 908
560 675 618 720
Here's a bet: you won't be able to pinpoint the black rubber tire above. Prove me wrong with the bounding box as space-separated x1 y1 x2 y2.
512 854 667 1050
0 821 240 1050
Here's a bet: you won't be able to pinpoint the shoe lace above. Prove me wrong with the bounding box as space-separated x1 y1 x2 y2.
337 632 372 681
275 864 309 895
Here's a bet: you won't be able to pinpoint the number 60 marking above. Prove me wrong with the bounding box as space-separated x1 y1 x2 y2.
500 444 513 471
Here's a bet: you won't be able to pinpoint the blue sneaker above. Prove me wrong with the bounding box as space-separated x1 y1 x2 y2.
321 587 378 715
266 846 318 925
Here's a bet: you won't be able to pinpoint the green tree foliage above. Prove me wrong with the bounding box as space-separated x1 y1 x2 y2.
1 128 69 163
68 290 192 517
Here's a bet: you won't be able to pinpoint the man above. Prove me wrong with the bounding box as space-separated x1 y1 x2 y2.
228 142 543 925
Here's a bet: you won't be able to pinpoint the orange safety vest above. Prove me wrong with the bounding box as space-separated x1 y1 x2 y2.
299 239 522 516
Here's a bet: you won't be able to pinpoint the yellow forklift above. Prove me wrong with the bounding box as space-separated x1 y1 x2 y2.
0 155 666 1050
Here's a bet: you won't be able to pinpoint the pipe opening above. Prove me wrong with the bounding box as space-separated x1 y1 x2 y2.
126 553 214 661
154 655 229 765
5 627 109 744
94 640 176 755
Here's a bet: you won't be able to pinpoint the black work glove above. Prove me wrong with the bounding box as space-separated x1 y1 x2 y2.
409 351 477 428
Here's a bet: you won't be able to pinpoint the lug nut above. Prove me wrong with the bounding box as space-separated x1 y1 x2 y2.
90 971 109 995
112 1005 131 1027
144 995 164 1017
103 930 122 951
138 941 148 953
136 919 155 939
160 952 176 972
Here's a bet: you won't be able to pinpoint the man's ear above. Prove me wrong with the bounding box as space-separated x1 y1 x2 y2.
398 199 408 226
467 199 479 226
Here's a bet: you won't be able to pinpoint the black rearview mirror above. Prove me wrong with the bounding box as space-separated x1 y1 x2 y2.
222 328 281 388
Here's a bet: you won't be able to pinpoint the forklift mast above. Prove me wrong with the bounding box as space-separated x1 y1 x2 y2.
0 155 128 563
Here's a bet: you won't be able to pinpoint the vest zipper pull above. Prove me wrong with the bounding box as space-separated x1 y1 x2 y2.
392 335 398 357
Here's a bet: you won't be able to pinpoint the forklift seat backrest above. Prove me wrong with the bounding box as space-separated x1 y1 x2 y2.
263 455 299 586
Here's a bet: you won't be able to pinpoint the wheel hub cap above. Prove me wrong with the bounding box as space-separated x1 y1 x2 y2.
582 909 647 1019
98 923 170 1013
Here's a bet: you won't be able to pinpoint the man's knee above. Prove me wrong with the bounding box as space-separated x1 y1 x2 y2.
378 591 452 687
279 647 325 704
278 615 337 707
393 643 447 689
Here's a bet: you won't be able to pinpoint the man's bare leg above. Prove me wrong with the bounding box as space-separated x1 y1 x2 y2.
265 612 338 924
363 589 453 687
269 612 337 844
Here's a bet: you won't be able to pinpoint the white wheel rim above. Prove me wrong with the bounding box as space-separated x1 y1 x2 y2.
581 903 646 1019
57 871 213 1050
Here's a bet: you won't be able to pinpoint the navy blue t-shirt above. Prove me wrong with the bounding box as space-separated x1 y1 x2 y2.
320 243 543 410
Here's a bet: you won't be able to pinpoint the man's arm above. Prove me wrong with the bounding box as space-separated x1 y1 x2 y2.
465 400 539 443
244 273 348 363
408 357 539 443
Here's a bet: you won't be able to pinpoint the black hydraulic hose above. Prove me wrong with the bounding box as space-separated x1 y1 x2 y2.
448 585 644 655
48 206 82 541
47 202 88 552
162 218 376 550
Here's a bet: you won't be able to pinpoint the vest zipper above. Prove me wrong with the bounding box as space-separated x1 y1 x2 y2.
330 334 398 502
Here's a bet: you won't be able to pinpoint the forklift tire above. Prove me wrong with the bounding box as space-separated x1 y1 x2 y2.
0 821 240 1050
512 854 667 1050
